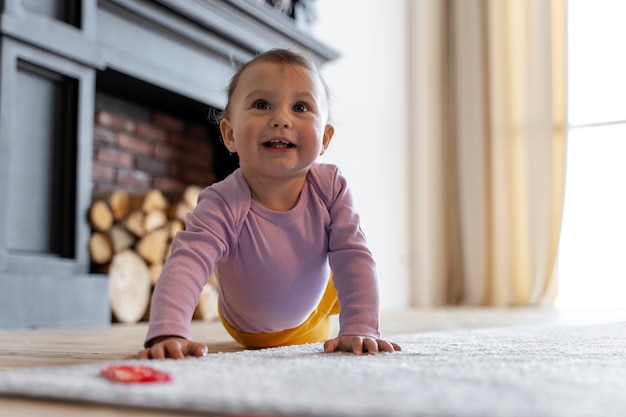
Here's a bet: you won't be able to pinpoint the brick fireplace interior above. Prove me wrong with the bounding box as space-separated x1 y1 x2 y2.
93 72 238 195
0 0 337 329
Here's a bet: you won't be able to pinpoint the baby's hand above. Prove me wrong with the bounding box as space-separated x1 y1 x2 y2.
323 335 401 355
129 336 208 360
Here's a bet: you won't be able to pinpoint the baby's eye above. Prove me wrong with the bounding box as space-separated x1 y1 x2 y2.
293 102 310 113
253 100 270 110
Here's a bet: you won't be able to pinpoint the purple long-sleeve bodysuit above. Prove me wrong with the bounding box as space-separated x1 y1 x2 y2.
145 163 380 345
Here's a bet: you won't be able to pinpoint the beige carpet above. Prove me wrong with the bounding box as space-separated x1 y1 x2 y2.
0 322 625 417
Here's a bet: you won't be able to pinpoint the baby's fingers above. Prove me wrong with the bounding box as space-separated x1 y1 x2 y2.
164 339 205 359
351 337 365 355
375 339 402 353
354 337 403 355
323 337 340 353
363 338 379 354
145 339 184 360
324 336 401 355
184 342 208 358
151 342 173 359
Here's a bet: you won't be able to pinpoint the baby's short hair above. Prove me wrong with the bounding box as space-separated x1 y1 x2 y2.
217 48 331 123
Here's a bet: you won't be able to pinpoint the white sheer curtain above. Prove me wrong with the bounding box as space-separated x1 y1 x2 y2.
408 0 566 307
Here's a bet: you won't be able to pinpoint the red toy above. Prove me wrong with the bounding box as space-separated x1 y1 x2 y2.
100 365 173 384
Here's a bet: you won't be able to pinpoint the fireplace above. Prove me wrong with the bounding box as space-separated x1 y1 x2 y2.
0 0 337 329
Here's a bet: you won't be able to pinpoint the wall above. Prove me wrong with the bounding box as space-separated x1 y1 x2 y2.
313 0 411 311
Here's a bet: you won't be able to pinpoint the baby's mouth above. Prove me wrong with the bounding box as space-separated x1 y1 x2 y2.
263 139 296 149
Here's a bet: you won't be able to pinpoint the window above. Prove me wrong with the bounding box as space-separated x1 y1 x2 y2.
555 0 626 308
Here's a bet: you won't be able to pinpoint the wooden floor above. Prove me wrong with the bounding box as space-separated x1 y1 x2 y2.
2 307 626 416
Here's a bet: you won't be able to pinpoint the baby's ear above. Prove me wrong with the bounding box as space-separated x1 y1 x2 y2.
220 119 237 153
319 124 335 155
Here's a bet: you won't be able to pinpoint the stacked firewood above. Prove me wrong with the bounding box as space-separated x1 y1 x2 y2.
88 187 219 324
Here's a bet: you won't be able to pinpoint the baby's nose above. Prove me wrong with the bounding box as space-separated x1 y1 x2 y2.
272 114 291 128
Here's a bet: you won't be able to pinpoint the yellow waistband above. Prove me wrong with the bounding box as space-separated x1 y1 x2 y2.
219 277 340 348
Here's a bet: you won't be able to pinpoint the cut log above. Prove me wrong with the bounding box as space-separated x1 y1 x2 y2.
108 189 130 221
124 210 145 237
169 201 191 223
193 283 219 322
183 185 203 210
140 293 153 322
208 272 218 287
165 241 173 260
136 228 169 265
148 263 163 286
109 224 136 253
89 232 113 264
89 200 113 232
89 186 217 323
142 189 168 212
168 219 185 239
143 210 168 233
108 250 151 324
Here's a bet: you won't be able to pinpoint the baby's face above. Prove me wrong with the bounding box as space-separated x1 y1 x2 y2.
219 61 333 182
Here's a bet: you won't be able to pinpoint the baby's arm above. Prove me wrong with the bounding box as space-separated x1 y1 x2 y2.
323 335 401 355
320 166 400 354
139 187 235 360
131 336 208 360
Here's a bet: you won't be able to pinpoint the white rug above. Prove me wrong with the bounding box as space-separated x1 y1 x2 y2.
1 322 625 417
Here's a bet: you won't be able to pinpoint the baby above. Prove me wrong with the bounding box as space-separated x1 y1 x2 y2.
134 48 400 359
